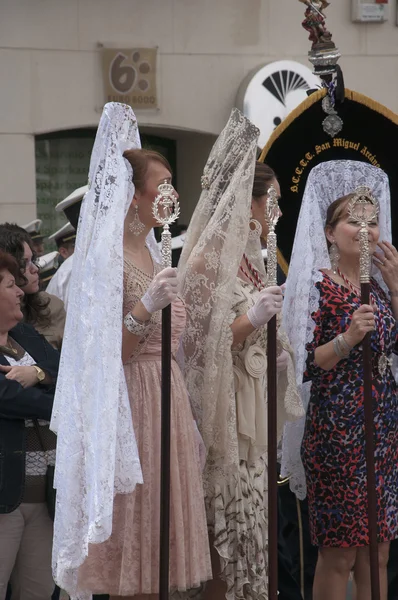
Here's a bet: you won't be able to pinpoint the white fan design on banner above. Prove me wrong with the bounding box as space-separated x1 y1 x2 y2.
237 60 322 148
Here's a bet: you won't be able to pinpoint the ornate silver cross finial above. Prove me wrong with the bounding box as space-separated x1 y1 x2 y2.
265 184 281 287
347 186 379 284
152 181 181 268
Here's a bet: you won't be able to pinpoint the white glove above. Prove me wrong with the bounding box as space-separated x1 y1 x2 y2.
247 286 283 329
141 267 178 313
277 349 289 373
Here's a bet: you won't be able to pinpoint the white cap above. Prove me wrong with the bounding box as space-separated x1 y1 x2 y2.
55 185 89 213
22 219 43 235
48 222 76 245
37 251 59 273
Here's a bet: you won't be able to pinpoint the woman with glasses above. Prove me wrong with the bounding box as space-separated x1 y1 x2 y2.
0 224 66 350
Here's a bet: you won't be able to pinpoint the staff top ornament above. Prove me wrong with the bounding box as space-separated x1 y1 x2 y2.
299 0 333 48
347 185 379 283
347 186 379 225
152 181 180 268
299 0 341 81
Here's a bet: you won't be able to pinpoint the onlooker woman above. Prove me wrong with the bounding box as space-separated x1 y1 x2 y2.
0 250 59 600
0 224 66 349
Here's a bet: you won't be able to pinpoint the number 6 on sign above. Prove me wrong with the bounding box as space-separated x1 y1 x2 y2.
102 48 158 110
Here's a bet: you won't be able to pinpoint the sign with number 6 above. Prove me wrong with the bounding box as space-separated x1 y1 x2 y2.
102 47 158 110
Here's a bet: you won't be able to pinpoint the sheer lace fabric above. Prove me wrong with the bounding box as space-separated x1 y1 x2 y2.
179 109 303 597
179 109 261 471
281 160 393 500
50 103 143 598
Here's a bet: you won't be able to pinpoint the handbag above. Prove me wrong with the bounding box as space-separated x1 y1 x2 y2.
33 419 56 521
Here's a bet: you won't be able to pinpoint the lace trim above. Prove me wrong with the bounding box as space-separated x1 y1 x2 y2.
123 256 161 359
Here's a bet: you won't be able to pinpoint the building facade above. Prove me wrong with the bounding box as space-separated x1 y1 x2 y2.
0 0 397 235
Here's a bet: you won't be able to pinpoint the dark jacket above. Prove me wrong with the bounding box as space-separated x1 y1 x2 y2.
0 322 59 513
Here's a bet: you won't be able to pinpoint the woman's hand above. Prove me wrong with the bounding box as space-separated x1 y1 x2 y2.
141 267 178 314
373 241 398 295
0 365 40 388
247 286 283 329
344 304 375 347
277 349 289 373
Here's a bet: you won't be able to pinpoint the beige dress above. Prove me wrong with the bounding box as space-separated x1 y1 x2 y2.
77 258 212 596
206 278 303 600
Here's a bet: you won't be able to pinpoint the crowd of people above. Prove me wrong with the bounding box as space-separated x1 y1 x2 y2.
0 102 397 600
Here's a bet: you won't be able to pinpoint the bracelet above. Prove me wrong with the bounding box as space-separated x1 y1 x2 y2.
390 291 398 297
333 337 344 358
333 334 351 359
124 312 151 337
339 334 352 353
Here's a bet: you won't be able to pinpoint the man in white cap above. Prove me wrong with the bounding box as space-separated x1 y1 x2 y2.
46 185 87 309
48 222 76 263
22 219 45 257
37 250 59 290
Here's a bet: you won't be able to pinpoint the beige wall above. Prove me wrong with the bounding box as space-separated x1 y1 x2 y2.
0 0 397 222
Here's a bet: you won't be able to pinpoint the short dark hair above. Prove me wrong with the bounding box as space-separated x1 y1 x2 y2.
0 224 31 271
0 250 20 283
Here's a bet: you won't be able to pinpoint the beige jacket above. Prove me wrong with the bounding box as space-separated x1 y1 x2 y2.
32 292 66 350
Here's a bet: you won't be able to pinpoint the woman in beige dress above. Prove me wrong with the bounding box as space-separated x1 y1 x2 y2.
179 109 303 599
51 103 211 600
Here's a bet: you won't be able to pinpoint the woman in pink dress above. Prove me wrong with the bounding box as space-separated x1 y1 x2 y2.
51 103 211 600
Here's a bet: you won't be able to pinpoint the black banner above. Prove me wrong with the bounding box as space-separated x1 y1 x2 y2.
260 89 398 261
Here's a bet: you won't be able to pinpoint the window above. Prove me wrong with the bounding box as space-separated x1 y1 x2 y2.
35 129 177 249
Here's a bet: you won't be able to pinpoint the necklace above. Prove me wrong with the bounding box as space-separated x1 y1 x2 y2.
337 268 392 376
239 254 266 291
336 268 360 294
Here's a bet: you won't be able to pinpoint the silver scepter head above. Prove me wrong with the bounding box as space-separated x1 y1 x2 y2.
265 184 281 287
152 181 180 268
347 185 379 284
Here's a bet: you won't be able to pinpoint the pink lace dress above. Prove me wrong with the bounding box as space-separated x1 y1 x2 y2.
77 259 212 595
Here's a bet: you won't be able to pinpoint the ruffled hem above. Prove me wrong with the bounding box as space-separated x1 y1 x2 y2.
205 456 268 600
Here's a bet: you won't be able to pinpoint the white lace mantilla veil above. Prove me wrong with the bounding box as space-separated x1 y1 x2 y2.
178 108 260 477
49 102 157 597
281 159 392 500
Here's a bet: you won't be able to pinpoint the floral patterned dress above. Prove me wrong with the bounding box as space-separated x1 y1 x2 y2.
206 278 302 599
302 273 398 547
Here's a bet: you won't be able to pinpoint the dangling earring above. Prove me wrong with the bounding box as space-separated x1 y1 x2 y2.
329 242 340 273
129 205 145 236
248 218 262 240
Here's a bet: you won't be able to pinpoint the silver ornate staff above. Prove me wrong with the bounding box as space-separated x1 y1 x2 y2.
153 181 181 268
266 185 281 286
265 184 281 600
348 185 380 600
152 181 180 600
